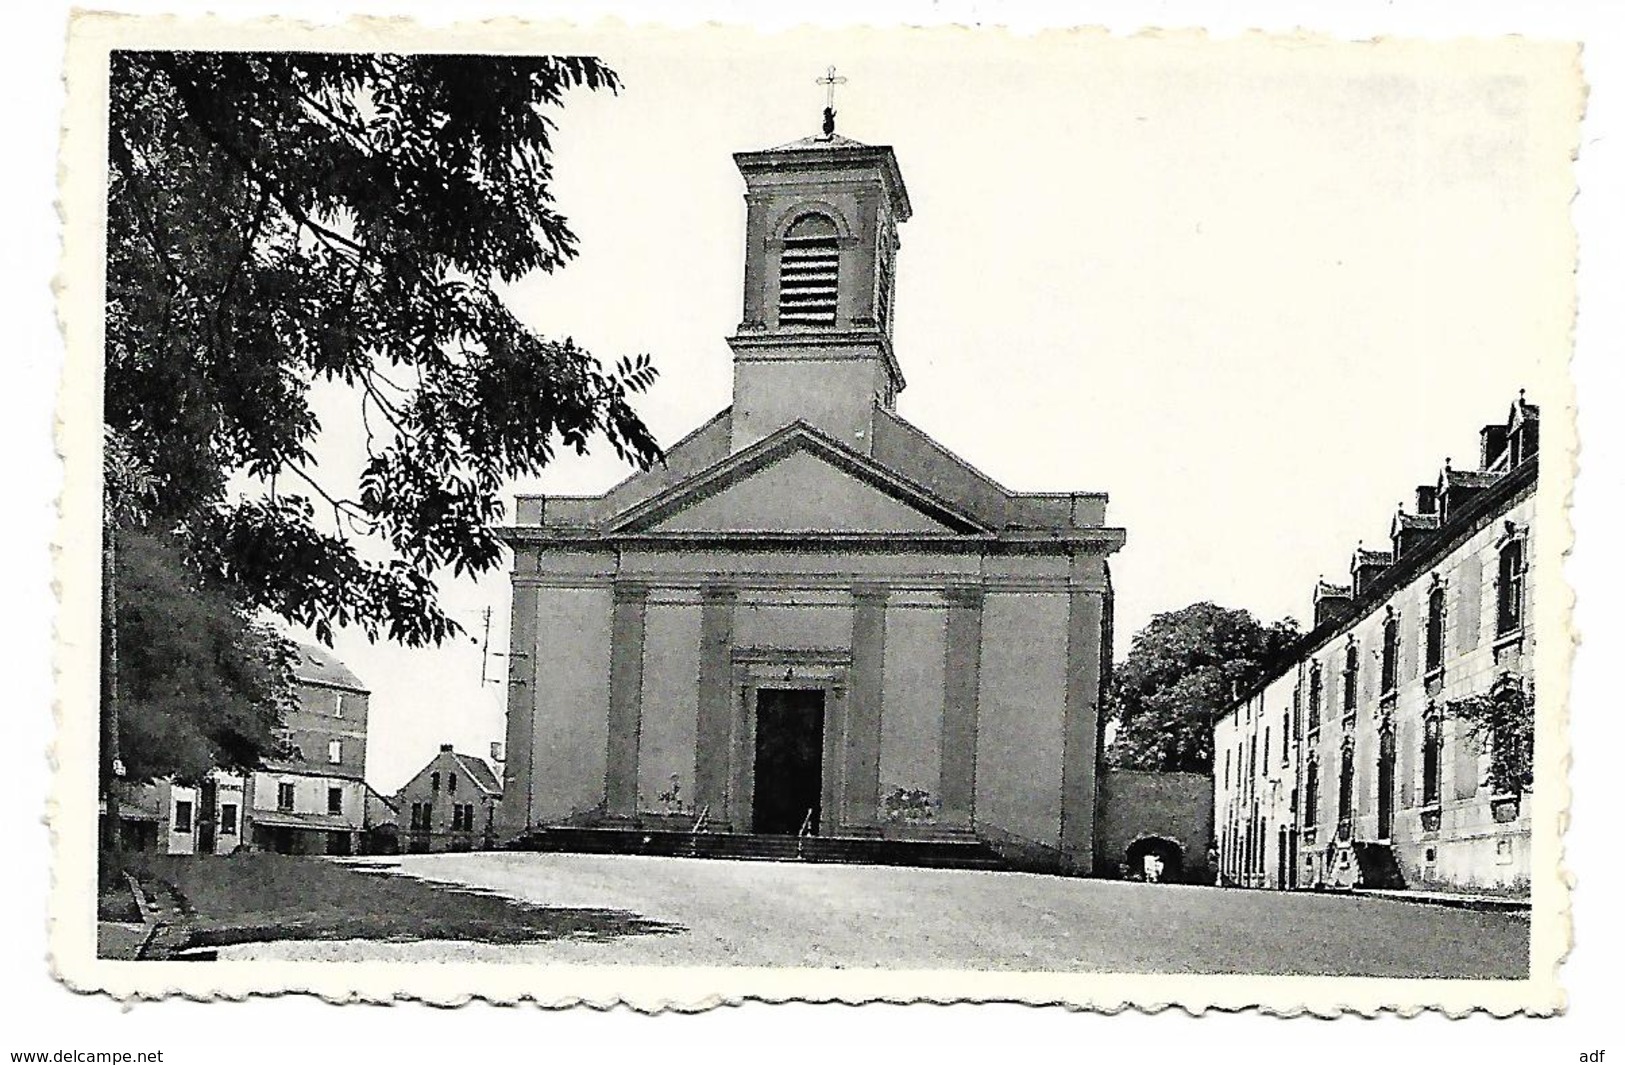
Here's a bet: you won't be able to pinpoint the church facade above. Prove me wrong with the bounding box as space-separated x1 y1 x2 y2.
497 128 1125 873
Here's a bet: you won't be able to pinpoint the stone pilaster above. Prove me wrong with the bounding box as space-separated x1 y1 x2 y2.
843 583 889 828
1060 583 1107 868
695 585 738 820
604 582 648 818
939 584 984 827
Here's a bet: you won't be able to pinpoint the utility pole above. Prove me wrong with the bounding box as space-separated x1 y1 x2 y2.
478 606 505 686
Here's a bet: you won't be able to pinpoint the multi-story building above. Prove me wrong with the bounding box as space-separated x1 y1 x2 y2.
112 642 377 856
395 744 504 853
1215 396 1538 895
247 642 372 855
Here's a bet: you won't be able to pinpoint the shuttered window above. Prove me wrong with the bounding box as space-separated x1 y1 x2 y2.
778 214 839 326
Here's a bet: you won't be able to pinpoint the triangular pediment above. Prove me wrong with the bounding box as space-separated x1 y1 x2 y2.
607 423 992 536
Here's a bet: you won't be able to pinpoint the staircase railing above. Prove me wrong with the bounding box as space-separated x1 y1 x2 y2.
796 807 814 860
688 804 709 857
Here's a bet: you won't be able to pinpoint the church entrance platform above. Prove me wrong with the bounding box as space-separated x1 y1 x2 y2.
509 825 1012 872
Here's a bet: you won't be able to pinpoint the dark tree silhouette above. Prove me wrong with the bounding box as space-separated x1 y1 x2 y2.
1106 602 1299 773
103 51 661 782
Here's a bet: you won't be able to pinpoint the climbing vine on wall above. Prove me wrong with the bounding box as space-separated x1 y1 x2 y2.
1444 673 1534 797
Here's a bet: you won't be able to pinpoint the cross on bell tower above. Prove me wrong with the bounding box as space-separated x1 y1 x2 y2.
817 65 846 137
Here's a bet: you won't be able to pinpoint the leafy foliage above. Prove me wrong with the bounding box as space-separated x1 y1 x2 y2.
112 528 297 785
1105 602 1300 773
106 51 661 649
1445 674 1534 796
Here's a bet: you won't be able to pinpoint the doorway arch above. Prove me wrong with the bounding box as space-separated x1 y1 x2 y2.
1125 835 1185 883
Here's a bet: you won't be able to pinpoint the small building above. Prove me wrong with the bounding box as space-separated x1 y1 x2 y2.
247 643 372 855
1214 396 1538 895
395 744 504 853
111 642 375 857
362 783 401 855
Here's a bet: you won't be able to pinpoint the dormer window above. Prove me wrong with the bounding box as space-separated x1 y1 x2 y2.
778 213 840 326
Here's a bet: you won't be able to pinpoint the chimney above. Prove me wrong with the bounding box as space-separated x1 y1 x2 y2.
490 741 505 764
1508 393 1539 468
439 743 454 752
1479 423 1510 470
1313 580 1353 628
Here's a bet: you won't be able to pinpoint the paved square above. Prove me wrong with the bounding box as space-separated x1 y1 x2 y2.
213 853 1529 978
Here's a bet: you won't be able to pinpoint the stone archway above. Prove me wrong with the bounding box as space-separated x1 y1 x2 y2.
1125 835 1185 884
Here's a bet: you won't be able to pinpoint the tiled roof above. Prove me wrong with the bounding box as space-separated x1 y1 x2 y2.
1394 511 1442 533
1441 468 1501 490
259 759 366 782
1352 548 1394 566
451 753 503 796
293 642 367 693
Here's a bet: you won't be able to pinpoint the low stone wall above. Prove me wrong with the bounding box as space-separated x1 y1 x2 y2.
1095 769 1214 882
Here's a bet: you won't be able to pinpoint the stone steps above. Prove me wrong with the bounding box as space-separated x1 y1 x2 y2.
511 827 1012 871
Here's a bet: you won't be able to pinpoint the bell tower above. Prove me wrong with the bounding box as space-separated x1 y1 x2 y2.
727 120 912 455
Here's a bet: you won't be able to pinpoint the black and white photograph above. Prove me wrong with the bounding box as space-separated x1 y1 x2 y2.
19 1 1624 1047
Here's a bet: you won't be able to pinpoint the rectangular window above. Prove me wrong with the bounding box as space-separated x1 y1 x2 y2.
1262 729 1270 776
1425 585 1446 673
173 800 192 833
327 787 343 815
1281 711 1291 765
1307 665 1322 732
1337 745 1355 832
333 691 344 718
448 773 457 795
277 782 295 811
1381 616 1399 694
1498 539 1526 635
1342 643 1359 714
219 803 237 835
1422 715 1443 806
328 738 343 764
1303 762 1319 829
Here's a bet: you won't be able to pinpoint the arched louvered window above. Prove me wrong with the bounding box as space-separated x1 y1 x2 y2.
778 213 840 326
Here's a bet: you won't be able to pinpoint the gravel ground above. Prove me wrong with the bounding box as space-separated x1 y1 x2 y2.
213 852 1530 977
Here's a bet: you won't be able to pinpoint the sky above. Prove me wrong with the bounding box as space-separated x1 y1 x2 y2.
285 28 1579 792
